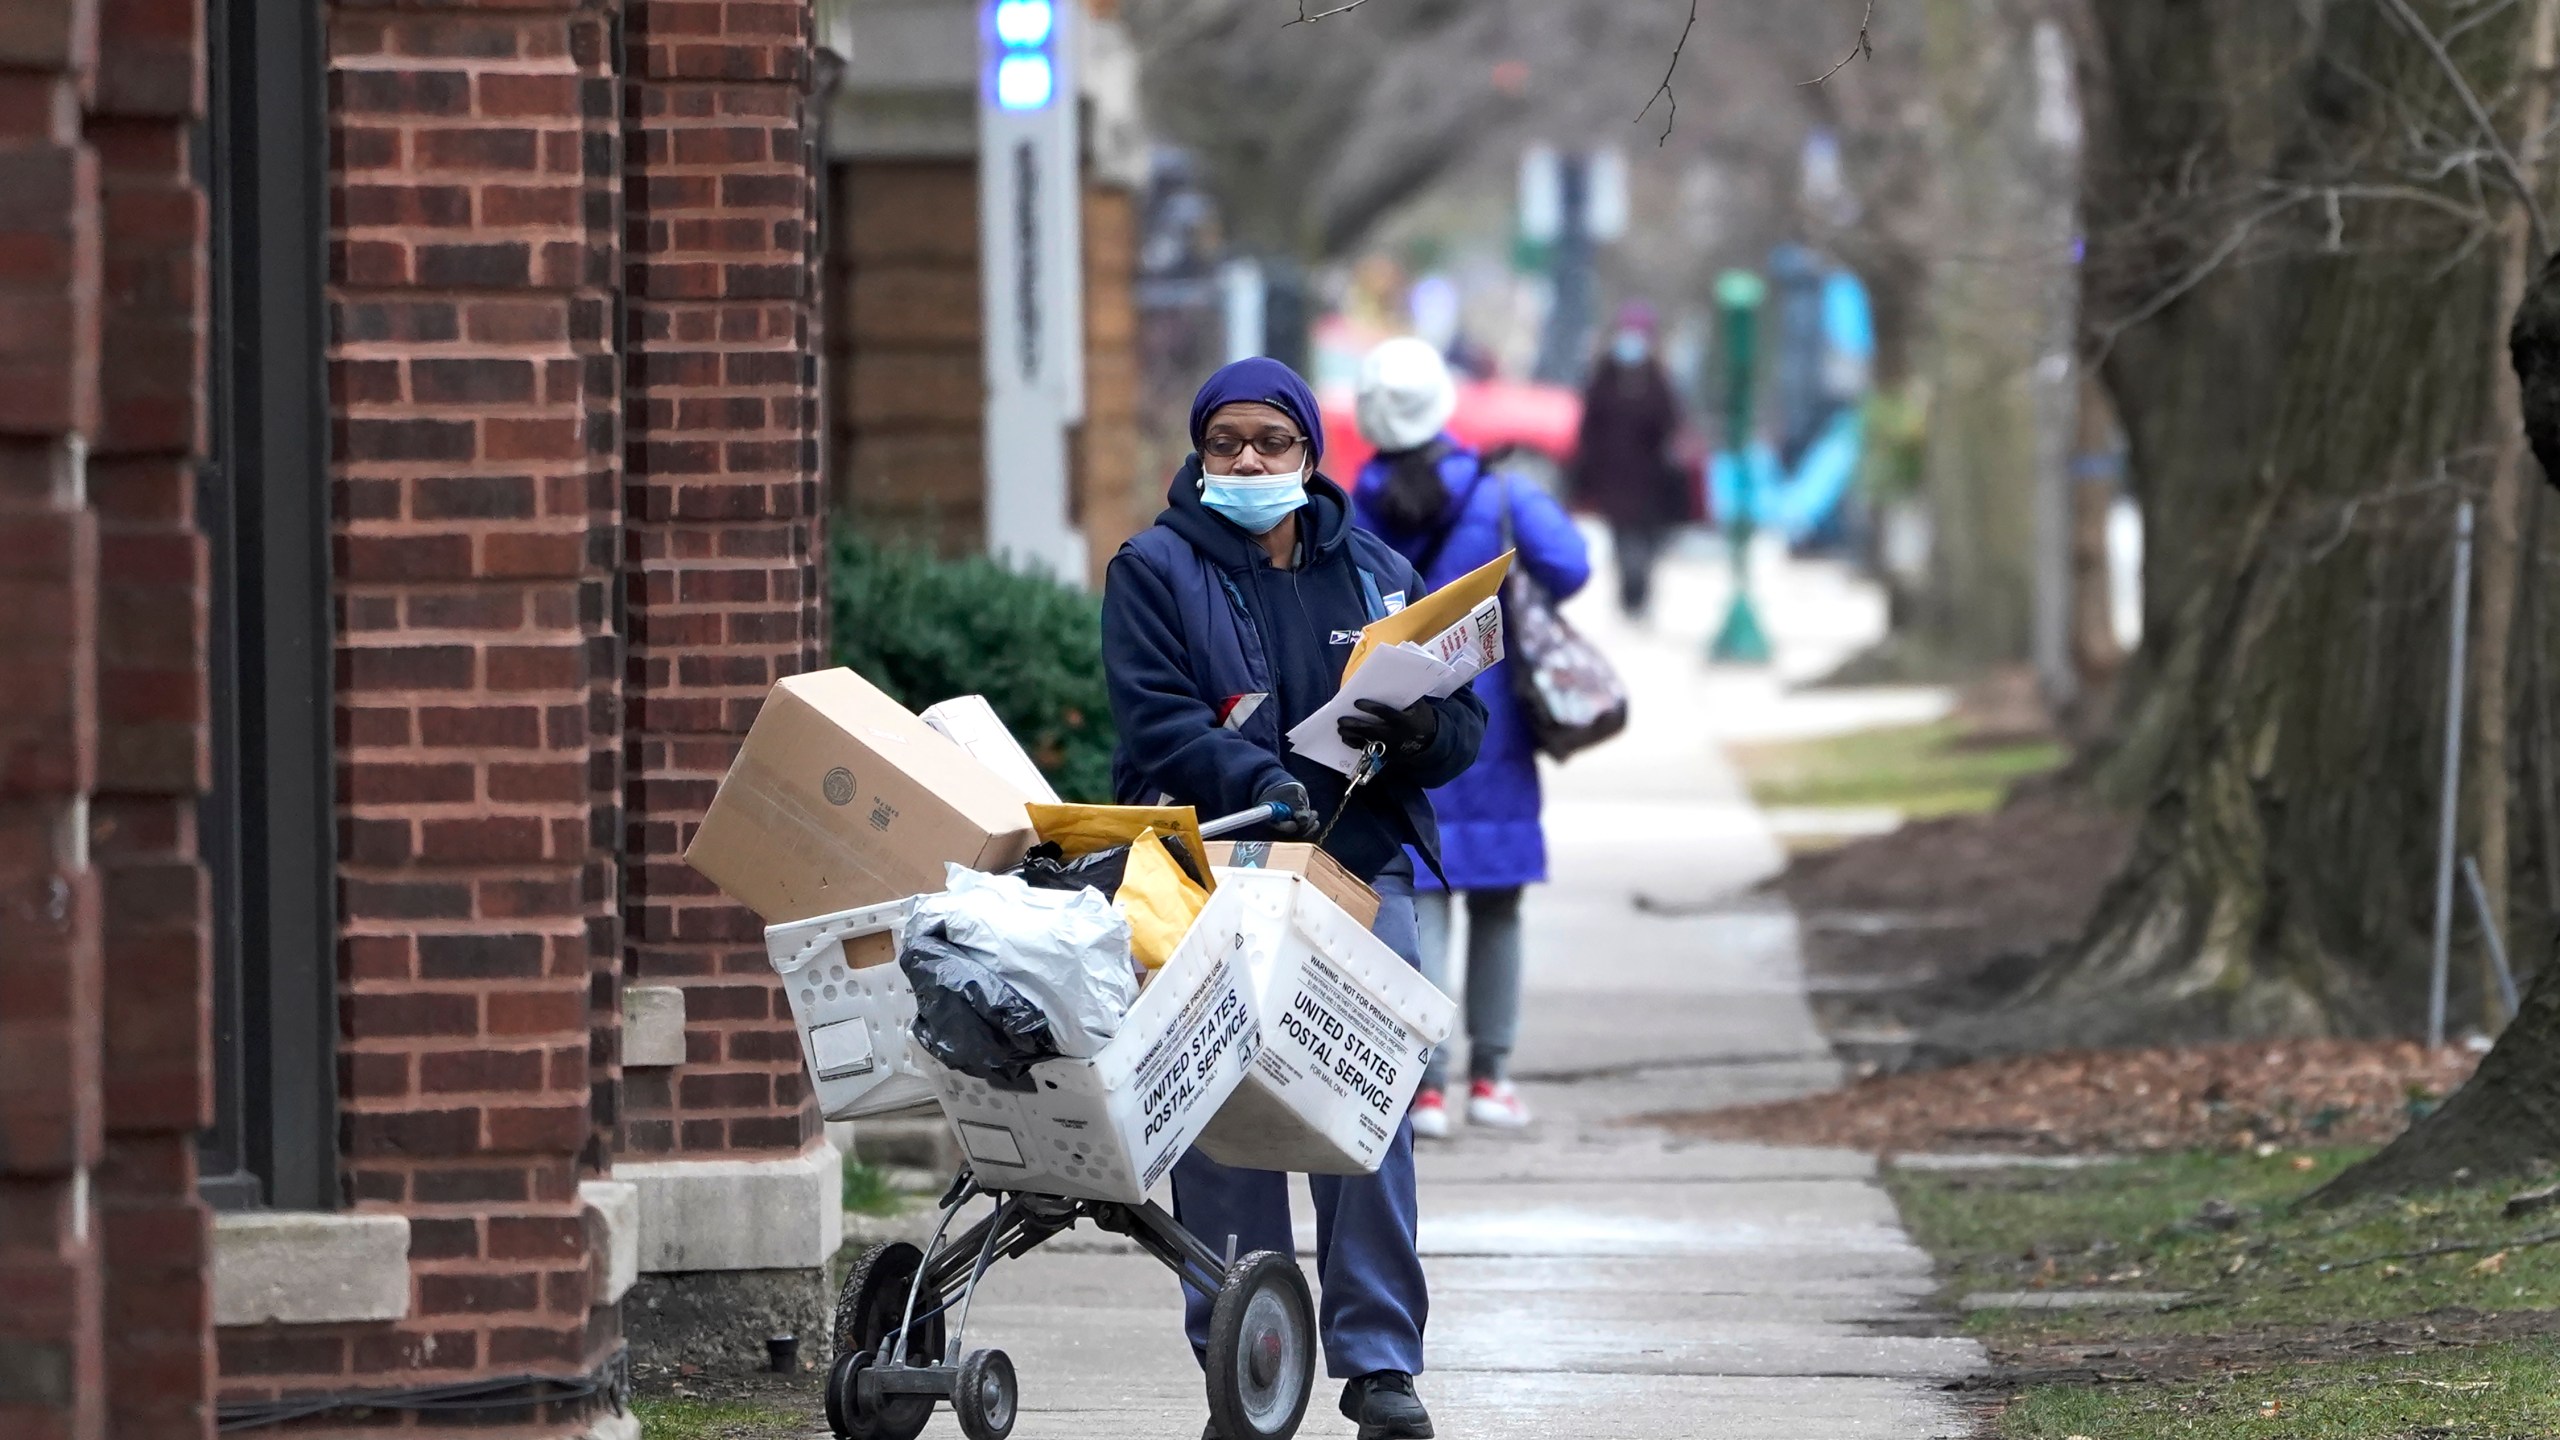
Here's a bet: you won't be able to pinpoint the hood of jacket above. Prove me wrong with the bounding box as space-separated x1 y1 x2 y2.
1158 454 1355 570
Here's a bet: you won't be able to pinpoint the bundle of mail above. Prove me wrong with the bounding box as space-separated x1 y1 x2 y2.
1286 551 1512 776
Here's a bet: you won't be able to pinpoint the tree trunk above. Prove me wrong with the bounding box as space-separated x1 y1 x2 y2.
1925 0 2531 1058
2063 3 2304 808
1909 0 2078 668
2459 0 2559 1034
2321 196 2560 1203
2319 915 2560 1200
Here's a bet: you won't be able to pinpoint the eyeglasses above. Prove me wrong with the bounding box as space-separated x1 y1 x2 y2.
1202 433 1308 461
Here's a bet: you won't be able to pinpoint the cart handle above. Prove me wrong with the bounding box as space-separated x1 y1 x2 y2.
1198 801 1292 840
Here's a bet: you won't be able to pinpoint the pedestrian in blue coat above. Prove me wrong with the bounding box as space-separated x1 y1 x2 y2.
1101 356 1487 1440
1351 338 1594 1138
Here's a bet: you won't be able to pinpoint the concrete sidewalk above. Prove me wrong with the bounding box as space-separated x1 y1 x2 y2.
951 536 1981 1438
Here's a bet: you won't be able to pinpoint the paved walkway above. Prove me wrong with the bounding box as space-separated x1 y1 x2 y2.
954 536 1983 1438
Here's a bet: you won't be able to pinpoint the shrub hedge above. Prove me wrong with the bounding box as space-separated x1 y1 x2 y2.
827 531 1118 803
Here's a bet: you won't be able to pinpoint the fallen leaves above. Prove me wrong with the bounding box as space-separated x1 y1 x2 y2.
1655 1039 2479 1156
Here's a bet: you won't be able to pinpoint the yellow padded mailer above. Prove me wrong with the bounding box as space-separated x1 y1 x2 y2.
1024 804 1212 890
1120 829 1210 972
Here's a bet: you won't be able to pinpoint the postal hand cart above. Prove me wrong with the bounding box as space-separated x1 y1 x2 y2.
798 802 1326 1440
828 1169 1313 1440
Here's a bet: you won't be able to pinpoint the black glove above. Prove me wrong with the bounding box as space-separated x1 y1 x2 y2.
1337 697 1439 761
1258 779 1319 838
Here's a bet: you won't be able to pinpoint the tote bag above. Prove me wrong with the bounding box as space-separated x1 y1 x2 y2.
1495 478 1628 760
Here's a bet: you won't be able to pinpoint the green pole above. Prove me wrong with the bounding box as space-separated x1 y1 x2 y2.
1710 269 1771 664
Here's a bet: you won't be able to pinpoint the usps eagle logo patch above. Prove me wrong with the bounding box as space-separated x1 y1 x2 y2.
1216 693 1269 731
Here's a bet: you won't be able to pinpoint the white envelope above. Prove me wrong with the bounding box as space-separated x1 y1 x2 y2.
1285 600 1505 776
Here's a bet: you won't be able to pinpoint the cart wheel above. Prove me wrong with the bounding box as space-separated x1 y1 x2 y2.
829 1244 939 1440
822 1349 866 1439
951 1348 1018 1440
1204 1252 1314 1440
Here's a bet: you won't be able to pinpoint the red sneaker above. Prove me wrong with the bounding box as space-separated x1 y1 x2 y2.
1410 1087 1451 1140
1468 1078 1531 1129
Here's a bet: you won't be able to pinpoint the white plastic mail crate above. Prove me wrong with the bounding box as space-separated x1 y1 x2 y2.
1191 868 1456 1175
765 898 939 1122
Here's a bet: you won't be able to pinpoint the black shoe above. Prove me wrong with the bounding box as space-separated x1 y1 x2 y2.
1340 1371 1434 1440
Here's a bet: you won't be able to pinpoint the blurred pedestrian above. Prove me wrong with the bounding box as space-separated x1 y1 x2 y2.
1571 302 1689 618
1102 356 1486 1440
1352 337 1592 1138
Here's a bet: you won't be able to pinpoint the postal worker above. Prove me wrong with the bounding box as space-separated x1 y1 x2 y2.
1101 356 1487 1440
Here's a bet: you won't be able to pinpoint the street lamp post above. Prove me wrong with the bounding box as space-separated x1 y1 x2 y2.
1710 269 1772 664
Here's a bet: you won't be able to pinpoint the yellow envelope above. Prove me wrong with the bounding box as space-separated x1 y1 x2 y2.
1121 828 1210 972
1023 803 1214 894
1344 549 1514 679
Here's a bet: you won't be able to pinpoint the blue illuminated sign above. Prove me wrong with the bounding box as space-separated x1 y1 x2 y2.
995 53 1054 111
987 0 1059 111
993 0 1054 47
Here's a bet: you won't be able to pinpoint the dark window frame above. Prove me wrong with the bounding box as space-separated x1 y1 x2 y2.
197 0 337 1212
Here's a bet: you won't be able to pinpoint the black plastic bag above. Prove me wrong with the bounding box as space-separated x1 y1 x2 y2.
1006 835 1207 898
899 919 1058 1093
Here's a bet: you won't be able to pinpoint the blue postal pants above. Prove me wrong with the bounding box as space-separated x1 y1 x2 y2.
1169 867 1427 1380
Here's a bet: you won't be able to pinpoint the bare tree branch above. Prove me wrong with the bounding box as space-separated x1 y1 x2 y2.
1805 0 1876 86
1633 0 1700 146
1286 0 1375 26
2376 0 2550 255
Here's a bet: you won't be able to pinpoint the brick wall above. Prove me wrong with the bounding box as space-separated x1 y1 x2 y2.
0 2 107 1419
826 160 1147 582
1075 181 1143 581
90 0 220 1425
2 0 217 1436
618 0 825 1162
256 0 625 1410
827 158 984 555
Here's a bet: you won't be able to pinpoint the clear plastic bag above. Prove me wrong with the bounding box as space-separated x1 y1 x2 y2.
901 865 1138 1066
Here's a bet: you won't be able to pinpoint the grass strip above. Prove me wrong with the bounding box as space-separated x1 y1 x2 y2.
1999 1338 2560 1438
1729 719 2063 820
1887 1147 2560 1341
629 1397 811 1440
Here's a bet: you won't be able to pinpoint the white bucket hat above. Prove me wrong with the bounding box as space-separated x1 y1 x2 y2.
1354 337 1459 455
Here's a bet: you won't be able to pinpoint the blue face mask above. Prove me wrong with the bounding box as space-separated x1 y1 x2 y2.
1612 330 1651 366
1200 466 1308 535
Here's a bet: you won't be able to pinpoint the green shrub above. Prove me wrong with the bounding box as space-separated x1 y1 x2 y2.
827 531 1117 803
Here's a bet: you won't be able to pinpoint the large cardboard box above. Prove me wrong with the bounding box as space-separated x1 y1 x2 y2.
687 668 1038 923
919 890 1263 1204
765 900 941 1122
1192 870 1454 1176
1203 841 1380 930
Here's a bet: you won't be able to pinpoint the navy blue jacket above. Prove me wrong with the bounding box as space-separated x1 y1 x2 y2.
1102 460 1489 884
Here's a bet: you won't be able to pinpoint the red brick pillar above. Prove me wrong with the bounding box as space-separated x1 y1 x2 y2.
0 18 108 1414
89 0 219 1429
2 0 219 1435
306 0 624 1408
616 0 831 1372
619 0 823 1160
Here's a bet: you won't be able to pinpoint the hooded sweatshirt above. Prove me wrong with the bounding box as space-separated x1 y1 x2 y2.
1101 459 1488 883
